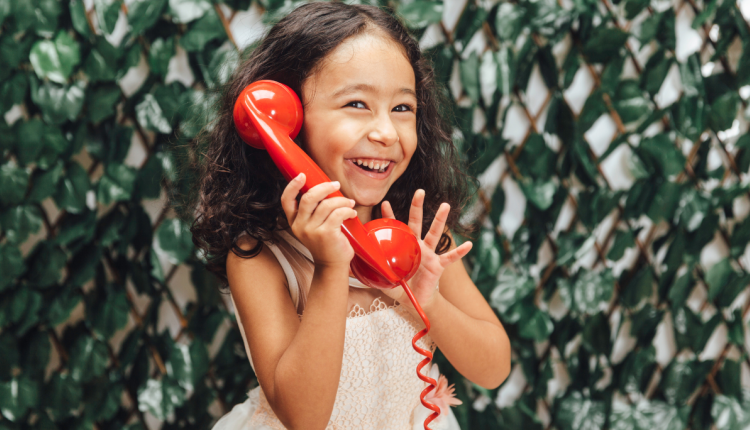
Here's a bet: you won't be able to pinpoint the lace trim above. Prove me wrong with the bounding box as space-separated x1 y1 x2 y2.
346 297 400 319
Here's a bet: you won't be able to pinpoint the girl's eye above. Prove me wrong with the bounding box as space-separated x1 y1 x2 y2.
393 104 415 113
345 101 367 109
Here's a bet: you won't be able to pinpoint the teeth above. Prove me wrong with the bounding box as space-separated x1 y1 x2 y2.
353 159 390 172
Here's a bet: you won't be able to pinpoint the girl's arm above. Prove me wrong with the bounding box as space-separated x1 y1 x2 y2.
228 237 351 430
411 231 511 389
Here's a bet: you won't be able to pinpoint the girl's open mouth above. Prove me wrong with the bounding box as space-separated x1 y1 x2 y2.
345 158 395 180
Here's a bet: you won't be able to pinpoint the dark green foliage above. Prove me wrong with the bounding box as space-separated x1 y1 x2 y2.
0 0 747 428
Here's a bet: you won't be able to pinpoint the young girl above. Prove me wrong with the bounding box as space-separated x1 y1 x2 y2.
189 3 511 429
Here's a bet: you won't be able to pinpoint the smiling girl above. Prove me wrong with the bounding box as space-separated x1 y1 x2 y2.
190 3 511 429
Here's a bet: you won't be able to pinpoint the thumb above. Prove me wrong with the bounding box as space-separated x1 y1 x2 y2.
381 200 396 219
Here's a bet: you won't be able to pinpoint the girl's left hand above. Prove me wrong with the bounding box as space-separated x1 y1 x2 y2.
379 189 473 316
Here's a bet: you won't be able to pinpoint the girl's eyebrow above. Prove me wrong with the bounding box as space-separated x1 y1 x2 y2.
331 83 416 98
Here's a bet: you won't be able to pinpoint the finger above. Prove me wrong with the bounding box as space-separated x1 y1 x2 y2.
381 200 396 219
423 202 450 251
323 207 359 231
281 173 306 225
297 181 340 226
439 241 473 267
408 189 425 239
309 196 356 228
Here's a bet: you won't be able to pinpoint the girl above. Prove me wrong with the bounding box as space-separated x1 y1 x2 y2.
189 3 511 429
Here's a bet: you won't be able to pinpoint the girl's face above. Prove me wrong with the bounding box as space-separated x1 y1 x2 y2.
300 33 418 216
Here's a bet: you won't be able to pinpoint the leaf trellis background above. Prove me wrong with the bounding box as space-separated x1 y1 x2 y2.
1 0 750 428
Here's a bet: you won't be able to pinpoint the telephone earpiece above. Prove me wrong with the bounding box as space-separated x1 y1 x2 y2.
234 80 441 430
233 80 421 289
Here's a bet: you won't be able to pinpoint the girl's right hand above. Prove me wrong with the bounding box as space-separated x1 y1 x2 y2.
281 173 357 269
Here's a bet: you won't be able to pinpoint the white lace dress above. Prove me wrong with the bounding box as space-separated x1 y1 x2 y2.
212 229 461 430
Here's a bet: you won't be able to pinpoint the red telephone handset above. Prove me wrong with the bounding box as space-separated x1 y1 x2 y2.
233 80 441 429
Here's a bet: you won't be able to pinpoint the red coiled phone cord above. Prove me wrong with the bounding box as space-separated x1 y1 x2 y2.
399 280 441 430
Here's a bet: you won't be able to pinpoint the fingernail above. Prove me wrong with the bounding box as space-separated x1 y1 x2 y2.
350 199 356 206
297 173 305 181
332 181 340 187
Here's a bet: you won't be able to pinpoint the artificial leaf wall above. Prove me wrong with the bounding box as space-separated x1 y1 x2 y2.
1 0 749 428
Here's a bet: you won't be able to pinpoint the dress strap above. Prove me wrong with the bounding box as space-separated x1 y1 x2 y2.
275 230 313 261
264 239 302 310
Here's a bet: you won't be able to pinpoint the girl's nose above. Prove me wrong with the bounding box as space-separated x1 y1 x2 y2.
367 112 399 146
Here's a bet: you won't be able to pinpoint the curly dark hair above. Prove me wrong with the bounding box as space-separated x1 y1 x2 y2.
186 2 479 288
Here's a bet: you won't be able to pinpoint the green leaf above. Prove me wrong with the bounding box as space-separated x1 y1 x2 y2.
97 163 137 204
519 178 557 210
726 308 745 347
640 48 672 95
0 73 29 115
66 244 102 287
53 210 96 247
45 372 82 420
716 359 742 400
488 183 504 227
607 229 634 261
28 161 64 203
168 0 211 23
87 288 129 338
95 0 121 34
0 204 43 244
128 0 167 35
29 31 80 84
582 27 628 63
638 133 685 176
621 267 654 309
154 218 194 265
582 312 611 356
617 346 657 394
82 379 123 422
711 394 750 430
0 161 29 206
137 377 187 420
460 51 480 104
708 92 740 132
518 306 554 341
47 288 82 326
69 0 91 37
0 244 25 292
610 399 688 430
0 0 9 26
555 391 606 430
489 268 535 320
561 270 615 315
87 85 121 124
494 3 525 41
27 241 67 288
136 93 173 133
613 80 651 126
179 8 226 52
68 336 109 383
705 258 734 301
659 358 713 405
168 339 209 391
630 304 664 347
53 161 91 213
149 37 175 78
14 119 44 165
30 78 87 125
135 156 164 200
398 0 442 29
0 376 38 422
